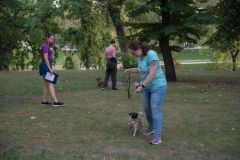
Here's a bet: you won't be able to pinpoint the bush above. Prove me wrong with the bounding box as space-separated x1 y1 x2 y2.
64 57 74 69
120 53 137 69
209 52 240 71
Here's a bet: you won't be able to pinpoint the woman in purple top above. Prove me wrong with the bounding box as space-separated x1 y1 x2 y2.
39 33 64 107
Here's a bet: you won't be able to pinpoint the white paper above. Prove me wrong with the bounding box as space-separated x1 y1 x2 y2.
45 72 55 81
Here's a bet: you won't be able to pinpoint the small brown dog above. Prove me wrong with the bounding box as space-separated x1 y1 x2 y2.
128 112 143 136
96 77 104 88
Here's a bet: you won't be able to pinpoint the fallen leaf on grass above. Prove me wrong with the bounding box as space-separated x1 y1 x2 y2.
30 116 36 119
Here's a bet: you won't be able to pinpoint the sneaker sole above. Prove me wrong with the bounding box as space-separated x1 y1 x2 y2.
41 104 52 106
143 132 154 135
150 140 162 145
52 104 65 107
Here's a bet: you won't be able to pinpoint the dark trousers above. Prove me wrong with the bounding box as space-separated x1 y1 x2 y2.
39 59 52 77
103 59 117 89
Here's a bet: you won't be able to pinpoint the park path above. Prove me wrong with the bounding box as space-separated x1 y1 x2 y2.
23 60 213 71
52 60 213 70
177 59 213 64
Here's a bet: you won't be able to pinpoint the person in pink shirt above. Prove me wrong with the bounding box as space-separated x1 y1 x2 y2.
102 39 119 90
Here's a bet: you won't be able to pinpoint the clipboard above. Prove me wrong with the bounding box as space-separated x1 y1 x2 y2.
44 72 59 84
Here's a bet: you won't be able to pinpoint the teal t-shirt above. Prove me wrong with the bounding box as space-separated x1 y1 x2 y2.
138 50 167 90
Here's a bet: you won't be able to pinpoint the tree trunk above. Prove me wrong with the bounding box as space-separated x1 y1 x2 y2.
107 3 127 53
83 49 90 69
159 0 177 81
0 48 10 71
231 49 239 71
0 49 3 70
159 37 177 81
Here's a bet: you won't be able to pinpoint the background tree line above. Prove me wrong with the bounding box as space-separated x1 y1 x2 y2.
0 0 239 81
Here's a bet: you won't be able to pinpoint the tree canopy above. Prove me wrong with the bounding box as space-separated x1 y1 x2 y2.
206 0 240 71
0 0 239 77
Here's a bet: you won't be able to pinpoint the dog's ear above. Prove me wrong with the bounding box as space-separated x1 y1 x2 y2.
129 112 132 116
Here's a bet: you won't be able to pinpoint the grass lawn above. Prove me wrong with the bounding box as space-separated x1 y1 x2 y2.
0 69 239 160
55 49 214 68
172 49 214 60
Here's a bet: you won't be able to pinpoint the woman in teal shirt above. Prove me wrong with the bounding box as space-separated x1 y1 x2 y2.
124 40 167 145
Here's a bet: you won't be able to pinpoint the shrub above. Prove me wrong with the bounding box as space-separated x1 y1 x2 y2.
120 53 137 69
64 57 74 69
209 51 240 71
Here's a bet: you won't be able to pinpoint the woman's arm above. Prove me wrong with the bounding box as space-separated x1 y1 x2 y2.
43 53 53 73
142 60 157 86
124 68 140 74
135 60 157 93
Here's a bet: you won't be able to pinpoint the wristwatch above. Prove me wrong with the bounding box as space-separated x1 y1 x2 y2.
141 84 145 88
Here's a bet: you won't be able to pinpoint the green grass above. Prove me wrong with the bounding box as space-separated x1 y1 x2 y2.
0 70 239 160
173 49 214 60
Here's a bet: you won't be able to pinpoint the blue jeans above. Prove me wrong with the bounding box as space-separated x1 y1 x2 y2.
141 86 166 137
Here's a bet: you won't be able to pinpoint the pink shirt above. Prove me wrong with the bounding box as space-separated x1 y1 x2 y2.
105 44 116 59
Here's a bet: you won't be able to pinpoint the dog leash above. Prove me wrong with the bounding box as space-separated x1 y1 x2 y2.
123 73 136 112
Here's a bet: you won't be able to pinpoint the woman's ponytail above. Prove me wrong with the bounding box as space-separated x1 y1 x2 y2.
140 42 150 56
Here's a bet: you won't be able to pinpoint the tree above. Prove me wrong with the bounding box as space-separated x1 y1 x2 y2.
93 0 128 54
61 0 109 69
127 0 208 81
0 0 25 70
106 0 127 53
206 0 240 71
22 0 63 69
0 0 63 70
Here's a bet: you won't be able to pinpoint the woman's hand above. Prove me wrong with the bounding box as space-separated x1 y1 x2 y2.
49 68 53 74
134 82 140 89
135 85 143 93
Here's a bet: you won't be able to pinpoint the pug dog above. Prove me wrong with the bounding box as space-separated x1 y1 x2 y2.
96 77 104 88
128 112 143 136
